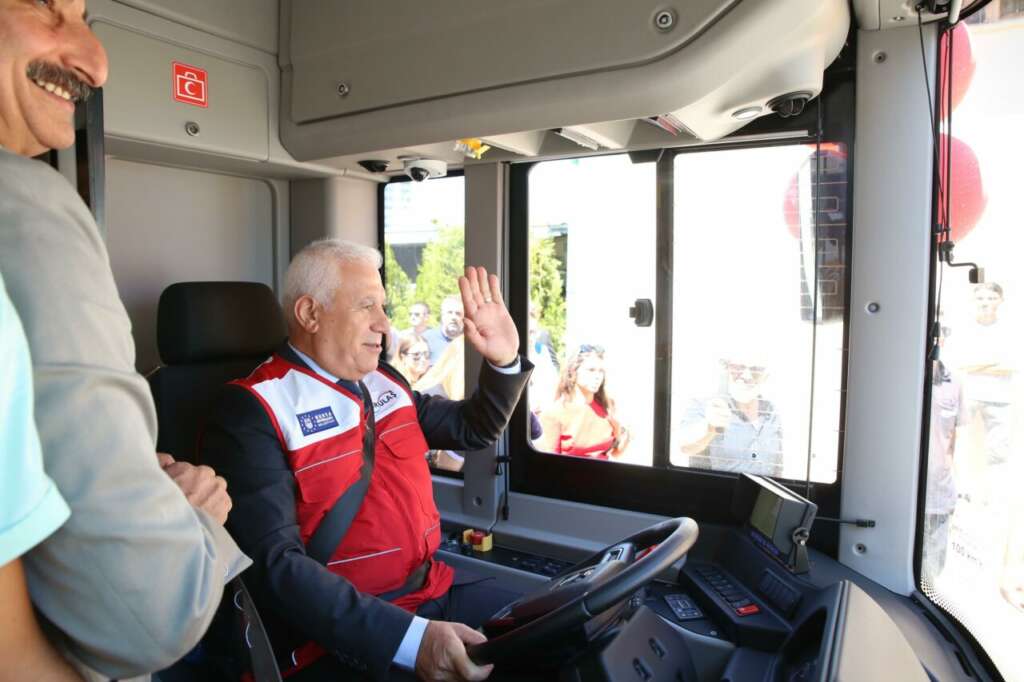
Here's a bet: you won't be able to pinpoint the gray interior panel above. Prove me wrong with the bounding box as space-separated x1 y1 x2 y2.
111 0 280 54
828 582 930 681
286 0 736 123
105 160 278 372
95 21 270 161
289 177 378 257
279 0 847 160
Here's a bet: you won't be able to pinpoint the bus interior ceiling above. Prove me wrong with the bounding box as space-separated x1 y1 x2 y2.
58 0 1024 680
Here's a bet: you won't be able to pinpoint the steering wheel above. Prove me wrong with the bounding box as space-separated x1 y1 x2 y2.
466 517 699 667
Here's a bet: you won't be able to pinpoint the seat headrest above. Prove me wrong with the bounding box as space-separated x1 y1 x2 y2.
157 282 287 364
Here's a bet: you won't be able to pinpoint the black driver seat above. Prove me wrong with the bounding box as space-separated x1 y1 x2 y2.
147 281 285 682
148 281 286 463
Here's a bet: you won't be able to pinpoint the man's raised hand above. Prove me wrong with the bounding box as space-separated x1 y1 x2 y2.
458 266 519 367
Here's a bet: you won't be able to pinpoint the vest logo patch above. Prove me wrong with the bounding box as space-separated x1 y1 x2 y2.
297 406 339 436
374 390 399 411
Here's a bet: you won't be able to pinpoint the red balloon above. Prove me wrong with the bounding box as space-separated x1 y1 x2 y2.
782 137 984 244
938 133 986 244
782 144 847 240
939 23 976 119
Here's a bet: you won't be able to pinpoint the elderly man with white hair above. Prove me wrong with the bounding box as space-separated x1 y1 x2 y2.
201 238 532 682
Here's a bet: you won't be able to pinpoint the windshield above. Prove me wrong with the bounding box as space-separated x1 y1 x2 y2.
919 9 1024 681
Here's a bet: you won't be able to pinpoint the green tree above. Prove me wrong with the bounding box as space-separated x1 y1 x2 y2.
530 235 567 359
384 244 414 329
414 224 465 318
399 225 566 360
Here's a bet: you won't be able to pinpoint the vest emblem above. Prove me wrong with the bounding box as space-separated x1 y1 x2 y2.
296 406 339 436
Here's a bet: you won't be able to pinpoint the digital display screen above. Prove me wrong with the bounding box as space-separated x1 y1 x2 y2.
750 490 782 539
735 474 817 572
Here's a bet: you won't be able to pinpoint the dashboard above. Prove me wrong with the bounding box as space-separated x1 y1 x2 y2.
437 476 939 681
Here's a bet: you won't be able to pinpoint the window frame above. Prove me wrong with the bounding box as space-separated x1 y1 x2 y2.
508 74 855 558
378 168 467 479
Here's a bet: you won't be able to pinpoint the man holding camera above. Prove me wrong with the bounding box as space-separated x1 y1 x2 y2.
672 350 784 478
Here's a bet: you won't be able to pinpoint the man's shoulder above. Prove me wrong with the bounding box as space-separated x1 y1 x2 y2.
0 150 75 199
0 150 101 264
233 353 290 386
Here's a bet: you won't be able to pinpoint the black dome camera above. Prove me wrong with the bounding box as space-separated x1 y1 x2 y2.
402 159 448 182
357 159 389 174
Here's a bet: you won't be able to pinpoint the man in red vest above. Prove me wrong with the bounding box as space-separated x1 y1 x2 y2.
202 238 531 681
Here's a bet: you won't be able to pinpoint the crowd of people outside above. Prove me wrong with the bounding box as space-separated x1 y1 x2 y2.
521 298 788 473
389 299 470 471
923 282 1023 614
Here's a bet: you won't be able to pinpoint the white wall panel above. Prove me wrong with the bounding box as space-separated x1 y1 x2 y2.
105 160 277 372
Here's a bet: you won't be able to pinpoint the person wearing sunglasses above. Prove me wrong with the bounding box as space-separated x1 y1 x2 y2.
673 350 783 477
406 302 431 337
535 345 629 459
394 334 432 385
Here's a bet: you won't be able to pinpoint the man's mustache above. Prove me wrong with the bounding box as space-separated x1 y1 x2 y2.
26 61 93 103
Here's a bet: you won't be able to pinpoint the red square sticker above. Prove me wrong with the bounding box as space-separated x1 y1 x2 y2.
172 62 208 108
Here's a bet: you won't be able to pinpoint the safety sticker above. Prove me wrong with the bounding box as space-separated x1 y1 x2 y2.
172 62 208 108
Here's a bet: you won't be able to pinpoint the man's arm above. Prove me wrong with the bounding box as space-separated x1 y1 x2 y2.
0 155 248 677
410 266 531 452
413 358 533 452
674 399 721 461
0 281 79 681
202 385 416 680
0 559 82 682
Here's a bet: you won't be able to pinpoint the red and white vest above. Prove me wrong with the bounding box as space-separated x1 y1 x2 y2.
232 353 454 610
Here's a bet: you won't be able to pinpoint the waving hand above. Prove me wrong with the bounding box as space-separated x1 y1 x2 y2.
458 266 519 367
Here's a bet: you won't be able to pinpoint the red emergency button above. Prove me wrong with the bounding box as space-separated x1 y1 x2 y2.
735 604 760 616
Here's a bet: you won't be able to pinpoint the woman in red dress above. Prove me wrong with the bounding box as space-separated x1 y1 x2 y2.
535 345 629 459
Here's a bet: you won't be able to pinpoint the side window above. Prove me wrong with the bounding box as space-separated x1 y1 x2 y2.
522 146 847 485
383 175 466 472
919 12 1024 679
669 145 846 484
527 156 657 465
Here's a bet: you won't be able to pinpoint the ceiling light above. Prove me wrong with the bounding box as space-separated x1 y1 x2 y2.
732 106 762 121
552 128 600 151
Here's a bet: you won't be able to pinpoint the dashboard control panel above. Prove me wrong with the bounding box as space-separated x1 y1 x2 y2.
439 525 574 578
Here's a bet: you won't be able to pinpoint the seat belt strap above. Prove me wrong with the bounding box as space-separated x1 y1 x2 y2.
377 560 431 602
306 381 376 565
231 576 283 682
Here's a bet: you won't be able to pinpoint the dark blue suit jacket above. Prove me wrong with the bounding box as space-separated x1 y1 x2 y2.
200 345 530 679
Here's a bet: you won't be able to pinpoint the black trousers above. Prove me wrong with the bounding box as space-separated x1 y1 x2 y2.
293 568 522 681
